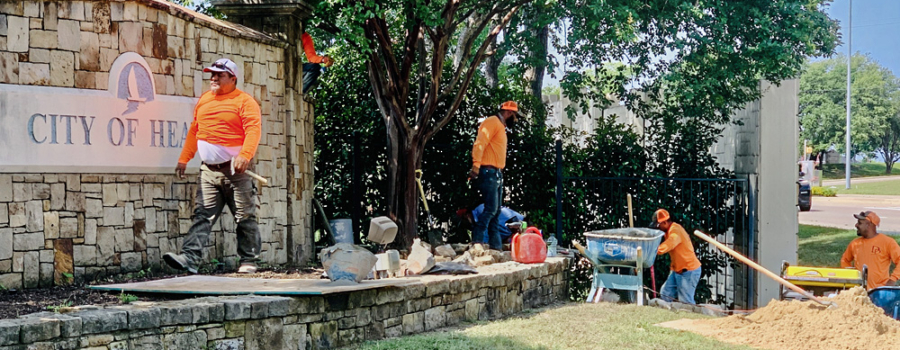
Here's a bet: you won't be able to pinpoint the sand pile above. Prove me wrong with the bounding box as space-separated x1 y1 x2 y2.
659 287 900 350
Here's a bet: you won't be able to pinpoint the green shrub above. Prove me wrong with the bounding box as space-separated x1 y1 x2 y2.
811 186 837 197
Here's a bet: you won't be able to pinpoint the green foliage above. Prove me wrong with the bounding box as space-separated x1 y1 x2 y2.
312 43 388 223
811 186 837 197
47 300 73 313
118 292 139 304
800 54 900 160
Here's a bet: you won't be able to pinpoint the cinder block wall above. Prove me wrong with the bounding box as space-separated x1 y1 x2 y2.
0 0 315 289
0 259 569 349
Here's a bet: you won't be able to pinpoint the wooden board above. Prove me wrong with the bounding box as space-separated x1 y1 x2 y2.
89 276 419 295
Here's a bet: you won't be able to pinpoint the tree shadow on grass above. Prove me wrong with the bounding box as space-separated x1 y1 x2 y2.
349 333 553 350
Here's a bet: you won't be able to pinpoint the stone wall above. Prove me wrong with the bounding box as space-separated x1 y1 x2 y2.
0 259 569 350
0 0 315 290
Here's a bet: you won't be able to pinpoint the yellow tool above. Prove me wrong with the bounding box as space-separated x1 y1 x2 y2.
779 262 866 300
415 169 436 227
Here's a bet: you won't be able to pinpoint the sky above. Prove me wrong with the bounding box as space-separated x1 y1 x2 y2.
825 0 900 74
544 0 900 88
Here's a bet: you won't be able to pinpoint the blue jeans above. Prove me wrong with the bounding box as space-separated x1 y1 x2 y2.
472 168 504 250
660 267 702 304
302 63 322 93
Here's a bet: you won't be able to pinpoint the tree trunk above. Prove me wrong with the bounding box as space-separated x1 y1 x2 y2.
393 140 425 248
484 38 502 89
523 24 549 98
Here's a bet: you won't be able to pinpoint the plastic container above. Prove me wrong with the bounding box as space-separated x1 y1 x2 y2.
583 228 665 267
869 286 900 320
511 227 547 264
329 218 354 244
367 216 398 245
547 236 558 257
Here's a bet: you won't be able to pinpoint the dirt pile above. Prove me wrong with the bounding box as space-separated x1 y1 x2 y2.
659 287 900 350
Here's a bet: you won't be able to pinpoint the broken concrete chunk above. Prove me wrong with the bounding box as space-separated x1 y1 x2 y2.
319 243 378 283
406 239 435 275
434 244 456 258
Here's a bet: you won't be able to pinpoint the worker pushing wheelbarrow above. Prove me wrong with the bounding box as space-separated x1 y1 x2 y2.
576 209 702 306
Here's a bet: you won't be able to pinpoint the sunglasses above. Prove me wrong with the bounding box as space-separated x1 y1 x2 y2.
210 62 234 76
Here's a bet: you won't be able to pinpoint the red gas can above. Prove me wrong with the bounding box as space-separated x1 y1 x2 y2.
511 227 547 264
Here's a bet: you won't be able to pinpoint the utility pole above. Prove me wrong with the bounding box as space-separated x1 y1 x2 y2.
845 0 852 189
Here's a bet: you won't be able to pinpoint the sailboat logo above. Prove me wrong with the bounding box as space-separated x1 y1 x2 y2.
116 62 154 115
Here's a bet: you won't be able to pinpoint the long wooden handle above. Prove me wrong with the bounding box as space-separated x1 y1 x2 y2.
693 230 835 308
245 170 268 186
627 194 634 228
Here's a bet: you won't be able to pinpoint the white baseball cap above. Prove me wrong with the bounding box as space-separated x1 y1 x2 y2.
203 58 238 78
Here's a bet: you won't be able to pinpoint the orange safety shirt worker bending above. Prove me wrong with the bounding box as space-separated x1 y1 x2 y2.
841 233 900 289
179 89 261 164
657 223 702 272
471 116 507 170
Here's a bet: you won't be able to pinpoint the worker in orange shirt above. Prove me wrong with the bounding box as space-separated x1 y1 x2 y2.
164 58 262 274
841 211 900 289
301 32 334 93
651 209 702 304
468 101 521 251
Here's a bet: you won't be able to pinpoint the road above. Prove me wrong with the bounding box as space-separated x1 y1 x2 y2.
799 194 900 235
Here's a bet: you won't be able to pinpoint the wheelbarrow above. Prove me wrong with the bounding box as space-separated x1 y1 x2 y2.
869 286 900 320
581 228 665 305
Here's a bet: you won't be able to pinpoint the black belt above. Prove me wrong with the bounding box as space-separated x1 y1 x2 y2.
203 160 231 172
481 165 501 171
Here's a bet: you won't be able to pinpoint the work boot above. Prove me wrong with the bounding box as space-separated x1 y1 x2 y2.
238 263 257 274
163 253 198 274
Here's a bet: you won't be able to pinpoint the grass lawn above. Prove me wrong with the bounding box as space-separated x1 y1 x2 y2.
798 224 900 266
829 179 900 196
349 303 750 350
822 163 890 180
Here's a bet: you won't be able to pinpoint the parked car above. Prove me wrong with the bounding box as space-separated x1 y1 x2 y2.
798 172 811 211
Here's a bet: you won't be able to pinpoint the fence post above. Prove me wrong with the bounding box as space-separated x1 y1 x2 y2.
352 131 362 244
555 139 563 243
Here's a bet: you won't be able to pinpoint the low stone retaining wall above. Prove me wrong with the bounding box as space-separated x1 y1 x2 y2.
0 258 568 350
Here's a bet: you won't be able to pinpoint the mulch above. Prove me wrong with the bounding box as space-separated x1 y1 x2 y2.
0 266 324 320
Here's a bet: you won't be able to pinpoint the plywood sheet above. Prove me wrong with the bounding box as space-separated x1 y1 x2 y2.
89 275 418 295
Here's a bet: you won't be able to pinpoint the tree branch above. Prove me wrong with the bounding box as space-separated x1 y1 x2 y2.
428 5 522 140
399 22 423 98
442 5 502 97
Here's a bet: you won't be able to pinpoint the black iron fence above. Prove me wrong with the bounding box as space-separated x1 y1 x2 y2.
554 141 756 309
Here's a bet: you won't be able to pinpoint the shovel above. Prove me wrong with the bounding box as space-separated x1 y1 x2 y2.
415 170 442 246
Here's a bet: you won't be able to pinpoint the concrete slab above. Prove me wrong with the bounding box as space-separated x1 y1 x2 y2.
89 275 419 296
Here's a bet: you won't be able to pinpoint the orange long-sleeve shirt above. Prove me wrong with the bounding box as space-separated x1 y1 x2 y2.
657 223 702 272
841 233 900 289
471 115 507 169
302 32 325 64
178 89 261 164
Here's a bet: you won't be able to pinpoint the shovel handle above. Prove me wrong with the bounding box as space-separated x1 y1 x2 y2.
693 230 835 308
245 170 268 186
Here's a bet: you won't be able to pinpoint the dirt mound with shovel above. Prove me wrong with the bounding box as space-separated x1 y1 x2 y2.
658 287 900 350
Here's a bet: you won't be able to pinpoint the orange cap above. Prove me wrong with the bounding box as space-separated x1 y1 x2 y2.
854 211 880 227
654 209 670 223
500 101 519 112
